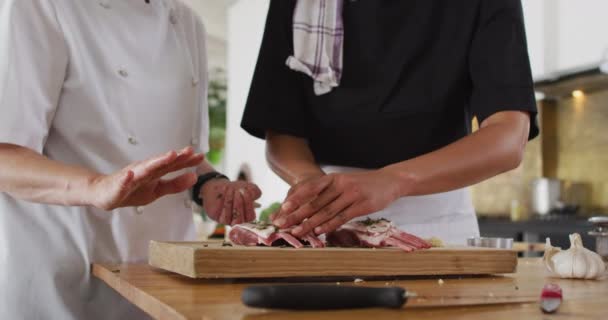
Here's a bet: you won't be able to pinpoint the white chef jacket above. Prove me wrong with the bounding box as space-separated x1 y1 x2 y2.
322 166 480 245
0 0 209 319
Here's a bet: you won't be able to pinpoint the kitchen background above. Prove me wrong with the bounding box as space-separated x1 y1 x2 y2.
188 0 608 251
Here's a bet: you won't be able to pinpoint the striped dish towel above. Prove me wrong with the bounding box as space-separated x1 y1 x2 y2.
286 0 344 96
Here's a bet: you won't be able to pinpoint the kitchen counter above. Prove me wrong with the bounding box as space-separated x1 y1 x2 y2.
92 258 606 320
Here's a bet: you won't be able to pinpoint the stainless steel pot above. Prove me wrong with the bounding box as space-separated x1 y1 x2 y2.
588 216 608 261
531 178 590 215
531 178 561 215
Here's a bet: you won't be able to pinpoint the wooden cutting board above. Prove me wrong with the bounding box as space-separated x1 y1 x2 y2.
148 241 517 279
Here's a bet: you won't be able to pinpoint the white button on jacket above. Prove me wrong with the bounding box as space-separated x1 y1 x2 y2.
0 0 209 318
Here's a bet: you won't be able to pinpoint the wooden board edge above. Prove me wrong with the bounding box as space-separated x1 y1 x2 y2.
149 241 518 279
189 247 519 279
91 264 186 320
148 241 197 278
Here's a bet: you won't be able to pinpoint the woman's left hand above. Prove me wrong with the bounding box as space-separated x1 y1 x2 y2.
201 179 262 225
272 169 404 237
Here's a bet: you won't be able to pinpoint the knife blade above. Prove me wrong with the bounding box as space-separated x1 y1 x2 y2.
241 285 536 310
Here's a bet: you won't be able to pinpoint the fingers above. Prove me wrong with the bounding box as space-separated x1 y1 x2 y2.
145 151 204 183
219 187 234 225
230 189 246 225
240 188 256 223
313 204 363 235
164 152 205 176
130 147 204 186
204 184 225 222
291 194 355 237
269 212 278 221
245 184 262 199
273 176 333 223
274 185 341 228
131 150 178 181
155 172 197 197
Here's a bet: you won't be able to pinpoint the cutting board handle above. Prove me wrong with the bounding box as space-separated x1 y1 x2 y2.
242 285 407 310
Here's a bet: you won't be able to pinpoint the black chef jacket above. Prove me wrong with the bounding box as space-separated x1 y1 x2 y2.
241 0 539 169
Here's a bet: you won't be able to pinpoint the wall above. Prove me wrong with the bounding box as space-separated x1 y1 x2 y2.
554 91 608 211
182 0 237 71
521 0 608 77
224 0 290 208
555 0 608 71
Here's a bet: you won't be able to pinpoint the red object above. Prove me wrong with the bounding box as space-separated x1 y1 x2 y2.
229 224 325 248
541 283 563 299
326 219 432 251
540 283 563 314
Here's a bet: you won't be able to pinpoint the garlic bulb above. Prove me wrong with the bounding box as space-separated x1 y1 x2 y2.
543 233 606 280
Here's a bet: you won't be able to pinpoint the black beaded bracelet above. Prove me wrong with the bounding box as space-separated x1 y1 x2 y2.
191 172 228 207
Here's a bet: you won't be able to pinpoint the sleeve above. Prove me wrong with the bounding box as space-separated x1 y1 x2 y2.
0 0 68 152
194 15 210 154
240 0 312 140
468 0 539 140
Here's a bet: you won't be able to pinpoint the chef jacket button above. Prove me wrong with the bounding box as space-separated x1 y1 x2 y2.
190 138 199 146
184 199 192 209
128 136 138 145
191 77 199 87
118 69 129 78
99 2 111 9
136 206 145 215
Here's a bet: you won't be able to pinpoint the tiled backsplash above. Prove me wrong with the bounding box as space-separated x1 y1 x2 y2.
553 91 608 212
471 123 542 217
472 90 608 217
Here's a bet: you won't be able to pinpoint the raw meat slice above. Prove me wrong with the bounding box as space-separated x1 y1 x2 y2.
326 218 432 252
229 222 325 248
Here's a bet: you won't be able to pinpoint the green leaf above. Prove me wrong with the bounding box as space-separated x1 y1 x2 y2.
259 202 282 222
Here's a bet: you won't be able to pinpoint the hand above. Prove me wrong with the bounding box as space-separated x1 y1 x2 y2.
272 169 402 237
201 179 262 225
268 172 326 222
87 147 205 211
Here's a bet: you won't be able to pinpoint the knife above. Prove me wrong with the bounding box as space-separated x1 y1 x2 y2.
242 285 408 310
241 285 535 310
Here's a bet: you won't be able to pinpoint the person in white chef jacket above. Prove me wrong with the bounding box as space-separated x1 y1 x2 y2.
0 0 260 319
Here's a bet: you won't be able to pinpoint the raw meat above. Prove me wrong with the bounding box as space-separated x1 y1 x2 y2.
326 218 432 252
229 221 325 248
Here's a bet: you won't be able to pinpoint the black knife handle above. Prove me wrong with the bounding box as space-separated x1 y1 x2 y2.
242 285 407 310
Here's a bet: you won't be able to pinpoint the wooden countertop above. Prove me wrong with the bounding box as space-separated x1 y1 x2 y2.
92 258 606 320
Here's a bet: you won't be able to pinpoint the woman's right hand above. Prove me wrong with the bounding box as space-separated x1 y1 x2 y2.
87 146 205 211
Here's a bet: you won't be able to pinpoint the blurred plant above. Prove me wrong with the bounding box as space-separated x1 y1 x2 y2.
259 202 282 222
207 68 226 165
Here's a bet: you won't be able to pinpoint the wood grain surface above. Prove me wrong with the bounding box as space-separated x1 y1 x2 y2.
93 258 608 320
148 241 518 278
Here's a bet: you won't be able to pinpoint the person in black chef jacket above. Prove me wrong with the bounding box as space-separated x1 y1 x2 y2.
241 0 539 245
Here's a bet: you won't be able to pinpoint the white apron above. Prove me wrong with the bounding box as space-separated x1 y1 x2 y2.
0 0 209 319
322 166 480 245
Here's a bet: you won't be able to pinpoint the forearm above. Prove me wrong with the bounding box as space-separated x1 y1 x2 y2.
383 111 531 196
266 131 324 186
0 143 97 206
